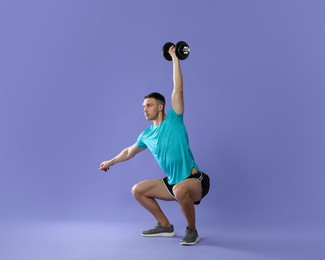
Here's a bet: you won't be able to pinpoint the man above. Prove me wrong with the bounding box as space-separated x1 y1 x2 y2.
99 45 210 246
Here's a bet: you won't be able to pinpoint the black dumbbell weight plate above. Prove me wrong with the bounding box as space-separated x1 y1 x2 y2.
162 42 174 61
175 41 190 60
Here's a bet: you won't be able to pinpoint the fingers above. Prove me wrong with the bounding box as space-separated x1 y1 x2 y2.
168 45 175 53
168 45 178 60
99 162 109 172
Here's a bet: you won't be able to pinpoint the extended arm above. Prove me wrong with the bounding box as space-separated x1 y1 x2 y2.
99 144 144 172
169 46 184 114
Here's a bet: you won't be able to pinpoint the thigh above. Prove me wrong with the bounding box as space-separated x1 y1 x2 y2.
173 178 202 202
133 179 176 201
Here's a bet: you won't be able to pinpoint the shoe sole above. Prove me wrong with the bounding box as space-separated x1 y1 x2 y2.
142 231 175 237
180 236 200 246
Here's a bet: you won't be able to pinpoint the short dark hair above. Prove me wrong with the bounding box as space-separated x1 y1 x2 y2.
144 92 165 105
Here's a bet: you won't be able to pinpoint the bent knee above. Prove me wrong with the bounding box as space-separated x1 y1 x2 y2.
173 184 201 203
173 186 190 202
131 180 150 197
131 182 141 197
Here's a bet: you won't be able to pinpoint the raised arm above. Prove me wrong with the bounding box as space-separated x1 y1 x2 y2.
99 144 144 172
169 46 184 114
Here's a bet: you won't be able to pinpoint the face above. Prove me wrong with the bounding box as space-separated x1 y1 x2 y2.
143 98 163 120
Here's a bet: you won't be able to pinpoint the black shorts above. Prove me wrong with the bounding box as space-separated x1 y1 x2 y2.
162 172 210 205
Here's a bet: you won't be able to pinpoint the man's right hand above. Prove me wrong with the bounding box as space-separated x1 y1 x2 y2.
99 161 111 172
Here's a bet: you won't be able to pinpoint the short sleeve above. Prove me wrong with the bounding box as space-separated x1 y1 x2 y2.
168 108 183 123
135 132 147 149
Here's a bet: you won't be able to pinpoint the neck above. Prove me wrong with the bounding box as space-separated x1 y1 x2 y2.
153 112 166 126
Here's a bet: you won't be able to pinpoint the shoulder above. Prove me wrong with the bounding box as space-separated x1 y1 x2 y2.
136 125 153 148
139 125 154 136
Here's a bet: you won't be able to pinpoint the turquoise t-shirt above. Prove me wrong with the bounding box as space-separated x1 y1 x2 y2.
135 108 200 185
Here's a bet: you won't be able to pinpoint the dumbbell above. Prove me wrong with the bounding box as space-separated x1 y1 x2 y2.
162 41 190 61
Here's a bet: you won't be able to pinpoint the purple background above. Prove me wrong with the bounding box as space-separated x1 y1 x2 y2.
1 1 324 259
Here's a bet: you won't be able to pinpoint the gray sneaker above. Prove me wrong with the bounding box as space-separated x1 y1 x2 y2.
180 227 200 245
142 222 175 237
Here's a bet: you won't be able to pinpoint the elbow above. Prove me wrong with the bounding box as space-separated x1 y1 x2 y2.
125 148 136 159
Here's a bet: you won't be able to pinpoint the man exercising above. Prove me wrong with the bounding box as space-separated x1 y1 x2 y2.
99 45 210 246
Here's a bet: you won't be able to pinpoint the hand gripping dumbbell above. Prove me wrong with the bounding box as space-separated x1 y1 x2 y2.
162 41 190 61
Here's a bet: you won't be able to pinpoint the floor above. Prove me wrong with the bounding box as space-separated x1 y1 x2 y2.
1 220 324 260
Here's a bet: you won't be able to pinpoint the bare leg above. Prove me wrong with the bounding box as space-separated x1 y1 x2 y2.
172 179 202 229
132 179 175 227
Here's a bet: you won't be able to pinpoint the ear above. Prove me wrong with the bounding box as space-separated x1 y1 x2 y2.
158 104 163 111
